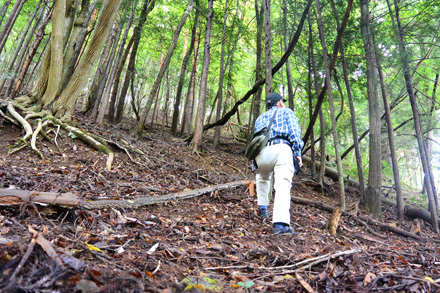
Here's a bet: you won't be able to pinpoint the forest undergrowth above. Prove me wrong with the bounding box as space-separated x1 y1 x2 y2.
0 114 439 292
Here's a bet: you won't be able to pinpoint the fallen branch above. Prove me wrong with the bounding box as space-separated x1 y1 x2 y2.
291 196 431 242
0 180 250 209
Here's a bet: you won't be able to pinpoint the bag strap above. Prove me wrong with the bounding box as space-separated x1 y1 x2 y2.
266 108 278 132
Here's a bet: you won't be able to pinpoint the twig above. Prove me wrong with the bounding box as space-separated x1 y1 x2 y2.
9 238 36 281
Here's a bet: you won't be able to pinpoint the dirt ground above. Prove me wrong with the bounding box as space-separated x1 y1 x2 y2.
0 115 439 292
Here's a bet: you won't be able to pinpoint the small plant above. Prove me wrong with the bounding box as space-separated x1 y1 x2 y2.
237 280 255 291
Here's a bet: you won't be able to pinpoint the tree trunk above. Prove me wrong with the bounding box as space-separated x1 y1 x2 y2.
315 0 345 210
11 8 52 100
116 0 156 124
137 0 194 137
192 0 214 152
307 19 315 180
251 0 265 137
391 0 438 232
373 37 404 219
96 24 122 125
181 32 200 136
213 0 229 147
0 0 13 27
204 0 313 132
263 0 272 96
330 0 366 203
282 0 295 109
46 0 122 119
108 0 137 123
300 0 352 146
61 0 96 90
2 0 43 96
360 0 382 218
171 0 200 136
0 0 26 55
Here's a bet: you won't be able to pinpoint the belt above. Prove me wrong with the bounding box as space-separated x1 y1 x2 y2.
267 139 290 146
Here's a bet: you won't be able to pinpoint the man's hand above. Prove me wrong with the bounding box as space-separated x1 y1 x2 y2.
296 156 303 167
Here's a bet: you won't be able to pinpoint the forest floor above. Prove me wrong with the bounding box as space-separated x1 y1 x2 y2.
0 114 439 292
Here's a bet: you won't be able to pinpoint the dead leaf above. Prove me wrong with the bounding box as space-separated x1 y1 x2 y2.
363 272 376 286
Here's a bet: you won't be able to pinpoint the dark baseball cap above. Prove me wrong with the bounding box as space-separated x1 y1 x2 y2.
265 93 286 106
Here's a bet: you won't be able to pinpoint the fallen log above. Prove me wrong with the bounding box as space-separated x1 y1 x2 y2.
291 196 428 241
0 180 250 210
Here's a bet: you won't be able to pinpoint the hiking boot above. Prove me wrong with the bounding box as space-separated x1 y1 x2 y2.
258 206 269 218
273 223 295 235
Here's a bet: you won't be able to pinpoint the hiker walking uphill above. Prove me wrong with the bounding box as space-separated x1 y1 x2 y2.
253 93 304 235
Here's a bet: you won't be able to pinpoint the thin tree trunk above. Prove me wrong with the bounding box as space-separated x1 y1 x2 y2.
2 0 43 95
373 37 404 219
204 0 313 131
181 33 200 136
110 37 134 121
308 12 326 192
0 0 13 26
137 0 194 137
283 0 295 108
213 0 229 147
116 0 156 124
0 0 26 55
108 0 137 122
192 0 213 152
263 0 272 96
62 0 96 89
171 0 199 136
391 0 438 232
360 0 382 217
10 10 52 100
96 24 121 124
301 0 352 145
315 0 345 210
251 0 264 137
330 0 366 203
307 38 315 179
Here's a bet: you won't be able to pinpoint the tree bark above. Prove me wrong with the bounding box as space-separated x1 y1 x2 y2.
108 0 137 123
171 0 200 136
308 12 326 192
391 0 438 232
330 0 366 203
0 0 26 55
137 0 194 137
116 0 156 124
373 37 404 219
263 0 272 96
360 0 382 218
282 0 295 109
2 0 43 96
213 0 229 147
192 0 214 152
204 0 313 131
315 0 346 210
50 0 123 119
181 32 200 136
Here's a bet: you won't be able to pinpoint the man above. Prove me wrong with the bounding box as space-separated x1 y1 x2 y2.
254 92 304 234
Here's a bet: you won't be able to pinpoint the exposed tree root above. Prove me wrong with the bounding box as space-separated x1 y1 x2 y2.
1 99 114 170
47 116 114 170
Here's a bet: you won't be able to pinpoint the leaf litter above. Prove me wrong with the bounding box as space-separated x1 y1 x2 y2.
0 116 439 292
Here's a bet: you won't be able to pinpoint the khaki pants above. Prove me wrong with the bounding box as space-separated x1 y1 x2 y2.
255 143 295 225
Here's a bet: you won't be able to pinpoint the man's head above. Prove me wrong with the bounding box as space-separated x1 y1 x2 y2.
266 92 286 109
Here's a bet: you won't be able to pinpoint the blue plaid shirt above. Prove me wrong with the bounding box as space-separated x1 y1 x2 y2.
254 107 304 157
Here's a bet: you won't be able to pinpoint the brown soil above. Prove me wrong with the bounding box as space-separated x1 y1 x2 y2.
0 115 439 292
